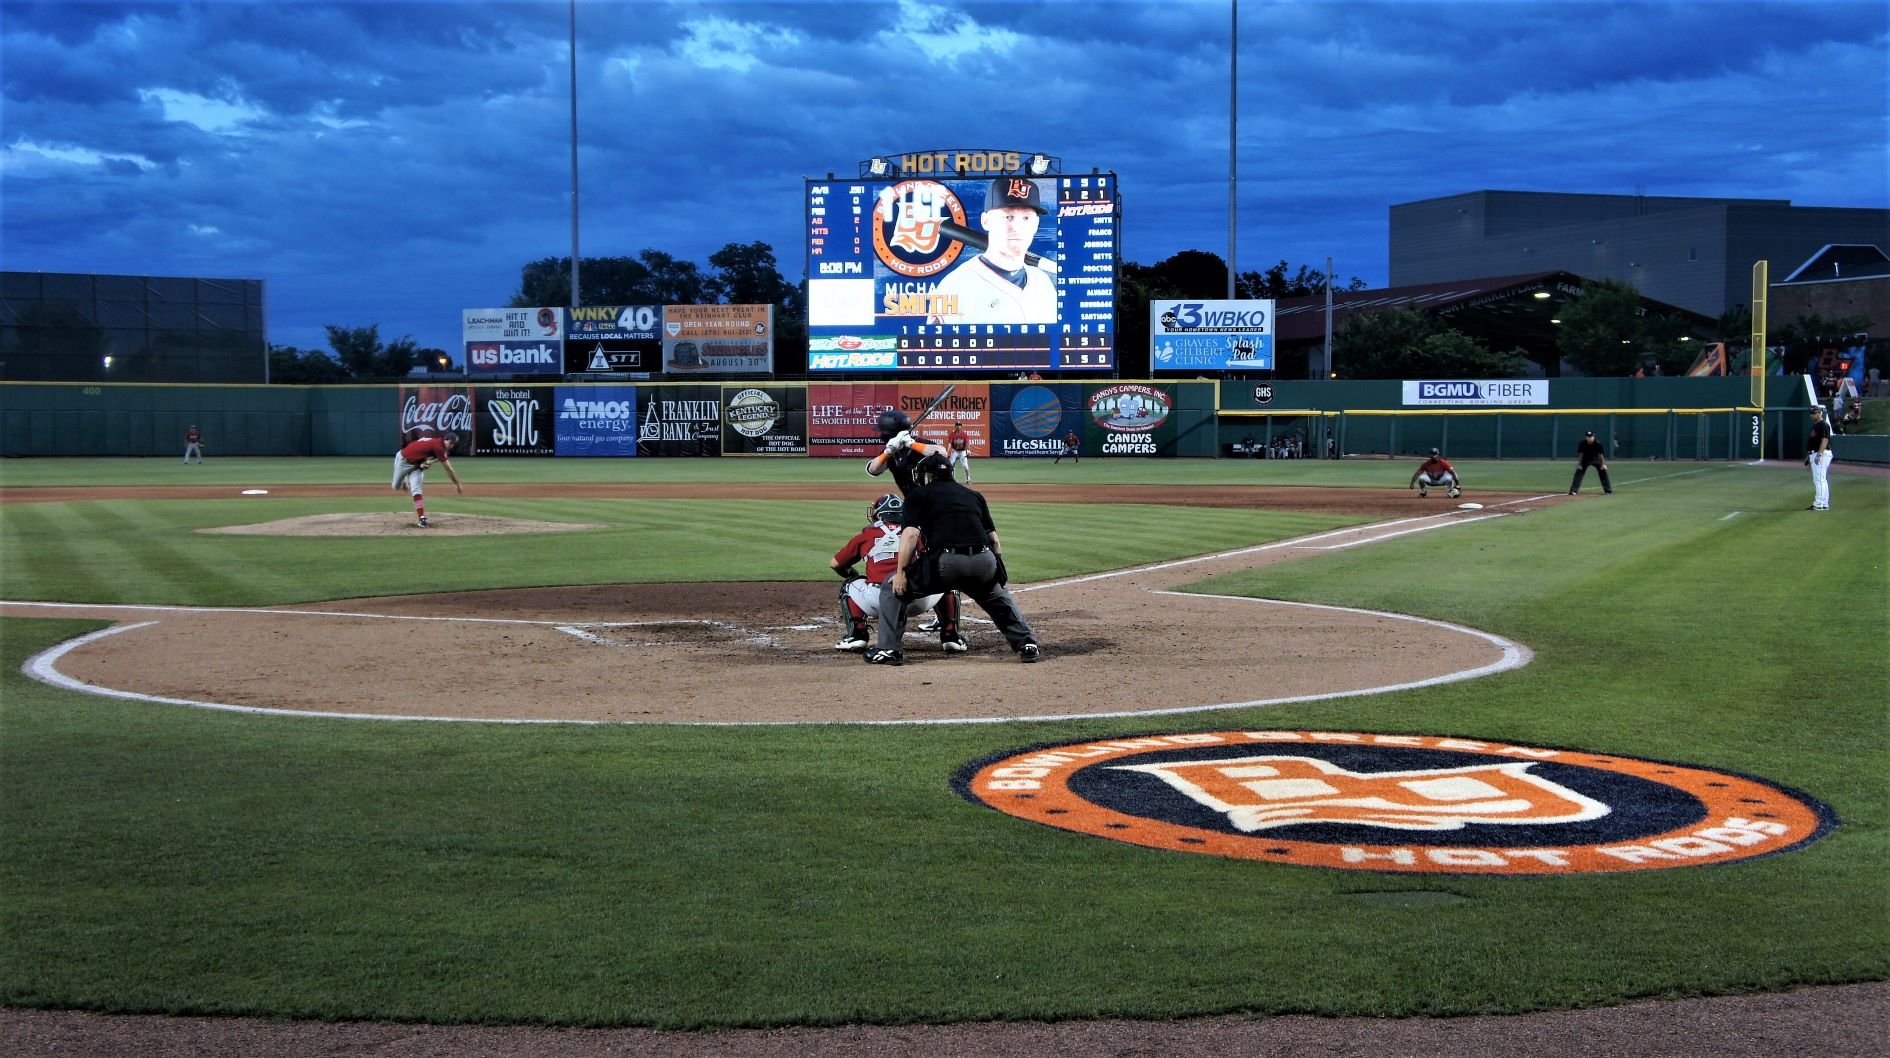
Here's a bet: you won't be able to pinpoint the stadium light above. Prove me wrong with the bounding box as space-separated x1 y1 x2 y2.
1533 291 1551 299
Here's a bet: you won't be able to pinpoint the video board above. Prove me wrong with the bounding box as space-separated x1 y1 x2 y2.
805 170 1118 373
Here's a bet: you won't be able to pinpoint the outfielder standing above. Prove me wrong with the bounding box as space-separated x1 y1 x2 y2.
1054 430 1080 465
1409 448 1461 498
1569 429 1612 495
182 424 204 464
391 432 464 528
947 423 973 482
1806 406 1833 510
830 493 964 654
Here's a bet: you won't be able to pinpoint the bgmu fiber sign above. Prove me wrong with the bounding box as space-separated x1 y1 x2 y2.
1402 380 1548 406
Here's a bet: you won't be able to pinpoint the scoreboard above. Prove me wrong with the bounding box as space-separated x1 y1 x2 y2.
805 170 1118 373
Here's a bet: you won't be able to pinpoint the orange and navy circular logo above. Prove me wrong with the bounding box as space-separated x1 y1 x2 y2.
953 731 1836 875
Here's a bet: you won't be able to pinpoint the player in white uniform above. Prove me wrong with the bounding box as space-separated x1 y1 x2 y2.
928 177 1057 325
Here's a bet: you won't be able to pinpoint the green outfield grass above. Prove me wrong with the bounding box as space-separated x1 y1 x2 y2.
1 457 1884 1027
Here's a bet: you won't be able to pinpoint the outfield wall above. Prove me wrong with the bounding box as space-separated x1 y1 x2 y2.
3 376 1866 463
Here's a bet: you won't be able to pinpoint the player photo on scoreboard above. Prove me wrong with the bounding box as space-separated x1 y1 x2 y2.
875 176 1059 326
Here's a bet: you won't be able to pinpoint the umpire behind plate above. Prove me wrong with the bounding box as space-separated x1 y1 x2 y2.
869 450 1041 665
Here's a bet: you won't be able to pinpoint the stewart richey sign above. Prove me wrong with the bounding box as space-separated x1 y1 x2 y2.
954 731 1835 875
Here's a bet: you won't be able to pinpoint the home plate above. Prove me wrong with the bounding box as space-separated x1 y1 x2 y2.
1458 502 1483 509
241 489 269 496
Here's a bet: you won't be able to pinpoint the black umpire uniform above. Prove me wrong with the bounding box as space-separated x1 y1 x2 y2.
871 452 1040 665
1569 430 1612 494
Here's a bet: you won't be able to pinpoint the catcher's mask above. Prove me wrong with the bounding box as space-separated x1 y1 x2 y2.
871 493 904 525
876 408 912 440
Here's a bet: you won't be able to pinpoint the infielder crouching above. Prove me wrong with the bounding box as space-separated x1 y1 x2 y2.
391 431 464 528
830 493 964 654
1408 448 1461 499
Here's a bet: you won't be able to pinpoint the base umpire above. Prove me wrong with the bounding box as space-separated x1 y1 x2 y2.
869 450 1040 665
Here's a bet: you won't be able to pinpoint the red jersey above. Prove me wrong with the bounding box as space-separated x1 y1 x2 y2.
1419 455 1455 477
832 520 906 584
399 437 451 464
950 428 969 452
184 428 202 443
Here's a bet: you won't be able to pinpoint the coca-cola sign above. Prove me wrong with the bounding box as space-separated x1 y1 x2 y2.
400 387 476 453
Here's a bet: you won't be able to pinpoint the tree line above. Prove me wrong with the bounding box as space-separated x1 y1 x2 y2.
269 242 1868 383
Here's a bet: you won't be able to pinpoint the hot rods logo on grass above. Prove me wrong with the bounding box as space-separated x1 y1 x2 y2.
954 731 1835 875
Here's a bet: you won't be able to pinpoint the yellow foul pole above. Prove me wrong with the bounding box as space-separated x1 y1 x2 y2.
1750 260 1768 410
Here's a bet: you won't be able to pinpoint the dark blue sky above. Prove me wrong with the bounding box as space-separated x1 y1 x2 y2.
4 0 1885 355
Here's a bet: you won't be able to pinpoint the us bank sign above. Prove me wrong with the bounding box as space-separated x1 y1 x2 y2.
1402 380 1548 406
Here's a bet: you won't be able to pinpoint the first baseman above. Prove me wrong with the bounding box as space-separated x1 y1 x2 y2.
391 432 464 527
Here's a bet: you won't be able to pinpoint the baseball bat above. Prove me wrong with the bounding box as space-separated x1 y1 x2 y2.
939 220 1060 276
907 384 957 433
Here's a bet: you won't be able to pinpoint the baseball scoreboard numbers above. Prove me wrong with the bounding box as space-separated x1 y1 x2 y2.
805 171 1118 373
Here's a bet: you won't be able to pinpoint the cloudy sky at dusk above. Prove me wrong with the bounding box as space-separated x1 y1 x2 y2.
3 0 1885 355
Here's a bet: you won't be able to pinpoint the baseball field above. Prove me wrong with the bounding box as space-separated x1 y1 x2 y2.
0 455 1884 1053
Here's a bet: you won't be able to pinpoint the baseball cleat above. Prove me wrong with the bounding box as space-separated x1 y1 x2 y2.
417 516 429 528
864 649 904 666
1418 489 1428 497
919 617 942 633
942 635 969 653
834 636 869 652
1019 642 1041 663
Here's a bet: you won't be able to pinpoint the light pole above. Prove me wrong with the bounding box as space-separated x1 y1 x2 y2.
1227 0 1237 299
568 0 581 309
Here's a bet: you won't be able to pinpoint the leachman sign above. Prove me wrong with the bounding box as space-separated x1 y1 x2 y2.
1402 380 1549 406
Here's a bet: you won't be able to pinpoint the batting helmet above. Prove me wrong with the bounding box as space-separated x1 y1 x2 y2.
441 432 460 447
871 493 904 525
876 408 912 440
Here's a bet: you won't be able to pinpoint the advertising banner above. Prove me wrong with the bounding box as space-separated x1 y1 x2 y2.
565 305 662 374
1149 299 1274 372
808 382 899 458
468 340 562 373
463 307 565 343
661 305 774 375
398 385 477 453
1401 380 1549 406
990 382 1084 458
721 385 808 455
637 385 723 456
807 334 899 372
474 386 554 456
553 385 638 457
1086 382 1176 456
907 383 992 456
